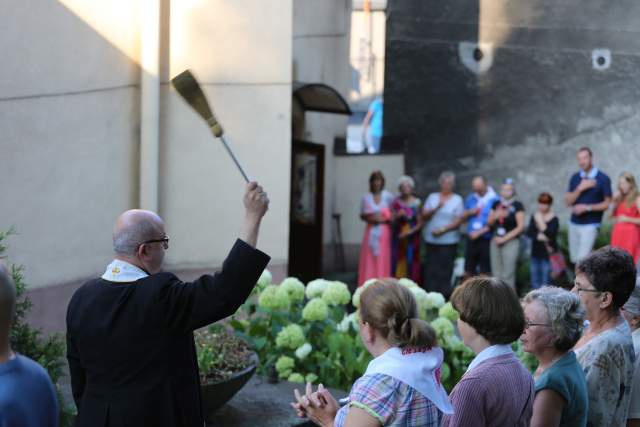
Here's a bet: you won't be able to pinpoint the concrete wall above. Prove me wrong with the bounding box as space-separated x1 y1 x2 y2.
162 0 292 271
0 1 141 288
1 0 292 292
1 0 293 334
385 0 640 221
293 0 352 246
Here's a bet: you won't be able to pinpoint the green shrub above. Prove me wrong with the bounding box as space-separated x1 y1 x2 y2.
1 229 74 426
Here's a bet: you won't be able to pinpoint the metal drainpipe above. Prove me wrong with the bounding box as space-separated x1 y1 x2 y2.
139 0 160 212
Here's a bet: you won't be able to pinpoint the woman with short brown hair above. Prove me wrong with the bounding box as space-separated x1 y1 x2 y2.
442 276 534 427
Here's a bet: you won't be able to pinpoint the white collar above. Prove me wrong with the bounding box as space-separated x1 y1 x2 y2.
467 344 513 372
102 259 149 282
364 346 453 414
579 166 599 179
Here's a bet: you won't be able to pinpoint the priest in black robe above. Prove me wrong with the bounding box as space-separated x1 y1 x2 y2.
66 182 271 427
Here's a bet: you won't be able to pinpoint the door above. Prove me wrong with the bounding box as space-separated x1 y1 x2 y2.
288 141 325 282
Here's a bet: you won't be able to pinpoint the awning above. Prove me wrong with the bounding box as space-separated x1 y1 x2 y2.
292 82 352 116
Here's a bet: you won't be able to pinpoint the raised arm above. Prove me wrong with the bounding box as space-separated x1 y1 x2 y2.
158 182 270 332
239 181 269 248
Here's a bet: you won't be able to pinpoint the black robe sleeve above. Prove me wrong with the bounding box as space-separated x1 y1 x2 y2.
156 239 270 332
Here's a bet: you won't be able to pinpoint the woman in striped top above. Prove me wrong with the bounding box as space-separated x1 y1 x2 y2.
291 279 453 426
442 276 535 427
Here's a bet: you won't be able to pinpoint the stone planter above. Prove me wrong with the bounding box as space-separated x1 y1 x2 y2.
201 353 259 422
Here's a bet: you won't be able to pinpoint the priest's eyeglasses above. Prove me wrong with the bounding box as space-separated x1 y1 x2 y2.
140 237 170 250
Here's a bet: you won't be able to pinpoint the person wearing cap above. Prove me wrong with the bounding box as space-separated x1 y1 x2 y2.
487 179 525 290
622 279 640 426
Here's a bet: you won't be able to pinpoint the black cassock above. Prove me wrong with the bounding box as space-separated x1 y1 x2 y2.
66 239 270 427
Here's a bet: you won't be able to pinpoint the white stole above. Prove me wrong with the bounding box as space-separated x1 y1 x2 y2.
101 259 149 282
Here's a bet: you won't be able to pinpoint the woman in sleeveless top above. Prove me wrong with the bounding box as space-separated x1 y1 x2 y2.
610 172 640 263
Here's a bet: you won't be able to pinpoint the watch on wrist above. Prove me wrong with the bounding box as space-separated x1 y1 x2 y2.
586 205 592 212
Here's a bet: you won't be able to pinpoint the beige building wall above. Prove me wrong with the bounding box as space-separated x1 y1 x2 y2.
0 1 141 288
1 0 292 297
161 0 292 272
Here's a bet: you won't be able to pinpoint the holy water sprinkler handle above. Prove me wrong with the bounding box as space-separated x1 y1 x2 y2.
205 113 250 182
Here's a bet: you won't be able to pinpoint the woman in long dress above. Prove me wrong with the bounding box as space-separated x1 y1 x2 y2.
358 171 395 285
391 175 422 282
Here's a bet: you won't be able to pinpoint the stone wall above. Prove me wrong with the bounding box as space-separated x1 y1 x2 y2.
384 0 640 219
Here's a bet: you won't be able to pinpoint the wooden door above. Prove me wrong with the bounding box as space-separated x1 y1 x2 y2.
288 141 325 282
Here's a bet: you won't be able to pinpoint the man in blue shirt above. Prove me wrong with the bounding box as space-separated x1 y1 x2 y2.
564 147 612 264
0 262 59 427
462 176 499 276
362 97 383 153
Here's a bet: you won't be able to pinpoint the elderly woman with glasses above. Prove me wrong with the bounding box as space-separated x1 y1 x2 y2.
521 286 588 427
572 246 636 427
622 279 640 427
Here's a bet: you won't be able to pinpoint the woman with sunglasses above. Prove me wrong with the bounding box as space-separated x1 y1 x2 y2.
572 247 636 427
521 286 587 426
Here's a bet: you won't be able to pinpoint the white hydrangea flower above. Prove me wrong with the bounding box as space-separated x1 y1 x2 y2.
321 281 351 306
256 269 272 290
306 279 330 299
336 315 350 332
294 342 312 360
348 312 360 331
426 292 446 309
279 277 306 302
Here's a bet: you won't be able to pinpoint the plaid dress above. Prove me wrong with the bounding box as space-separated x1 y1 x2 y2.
334 373 440 426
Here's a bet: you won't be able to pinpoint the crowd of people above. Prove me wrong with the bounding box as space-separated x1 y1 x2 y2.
358 147 640 296
2 145 640 427
296 249 640 427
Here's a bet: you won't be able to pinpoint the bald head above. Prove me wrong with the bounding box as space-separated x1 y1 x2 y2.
0 261 16 333
113 210 165 256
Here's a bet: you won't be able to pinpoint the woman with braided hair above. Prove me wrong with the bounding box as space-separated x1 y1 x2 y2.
291 279 453 426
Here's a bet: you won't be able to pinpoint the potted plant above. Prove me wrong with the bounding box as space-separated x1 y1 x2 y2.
196 324 258 422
